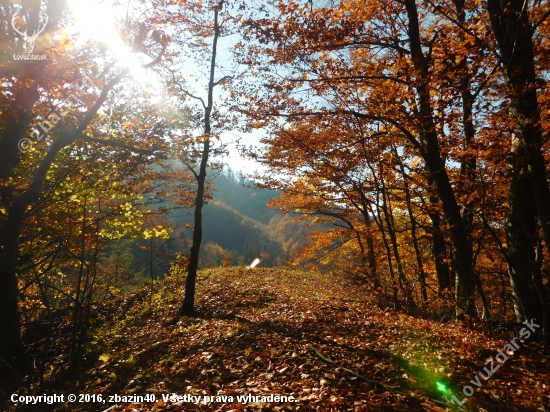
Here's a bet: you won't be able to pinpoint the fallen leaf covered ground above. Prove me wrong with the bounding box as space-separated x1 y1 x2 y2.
3 268 549 411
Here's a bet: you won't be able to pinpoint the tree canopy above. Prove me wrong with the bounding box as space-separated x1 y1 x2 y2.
1 0 549 409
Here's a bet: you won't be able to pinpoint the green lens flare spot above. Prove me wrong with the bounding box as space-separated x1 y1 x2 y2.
436 381 448 393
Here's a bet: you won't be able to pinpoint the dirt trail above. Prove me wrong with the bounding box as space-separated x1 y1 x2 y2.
5 268 549 411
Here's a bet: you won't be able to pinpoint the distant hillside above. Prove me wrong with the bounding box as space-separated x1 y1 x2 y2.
171 200 284 267
265 213 312 257
169 167 311 268
211 168 279 224
108 166 312 277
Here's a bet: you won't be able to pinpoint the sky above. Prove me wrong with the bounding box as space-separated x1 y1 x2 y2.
221 131 266 174
65 0 266 177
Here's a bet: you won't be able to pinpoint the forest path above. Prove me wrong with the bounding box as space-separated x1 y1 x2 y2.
7 268 549 411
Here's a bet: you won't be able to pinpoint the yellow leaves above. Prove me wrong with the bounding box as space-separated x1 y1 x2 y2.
142 225 171 240
18 299 46 310
99 353 111 362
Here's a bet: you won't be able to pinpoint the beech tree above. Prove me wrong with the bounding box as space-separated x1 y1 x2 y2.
0 0 169 360
146 0 238 315
485 0 550 343
2 0 549 367
236 0 549 326
237 0 483 317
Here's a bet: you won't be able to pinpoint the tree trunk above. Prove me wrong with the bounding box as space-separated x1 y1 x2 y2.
404 0 477 318
379 178 416 311
487 0 550 344
371 201 400 310
0 68 129 361
406 179 428 303
180 139 210 313
506 148 543 323
0 82 40 180
395 148 428 302
70 195 87 367
0 133 75 360
361 215 379 288
428 206 451 293
452 0 492 321
179 7 221 314
356 191 379 288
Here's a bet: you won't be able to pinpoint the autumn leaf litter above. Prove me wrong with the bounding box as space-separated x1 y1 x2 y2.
19 268 549 411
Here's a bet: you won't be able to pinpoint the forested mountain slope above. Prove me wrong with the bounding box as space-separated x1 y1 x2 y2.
168 168 312 268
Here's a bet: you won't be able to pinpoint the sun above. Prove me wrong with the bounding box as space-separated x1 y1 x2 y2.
65 0 153 87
